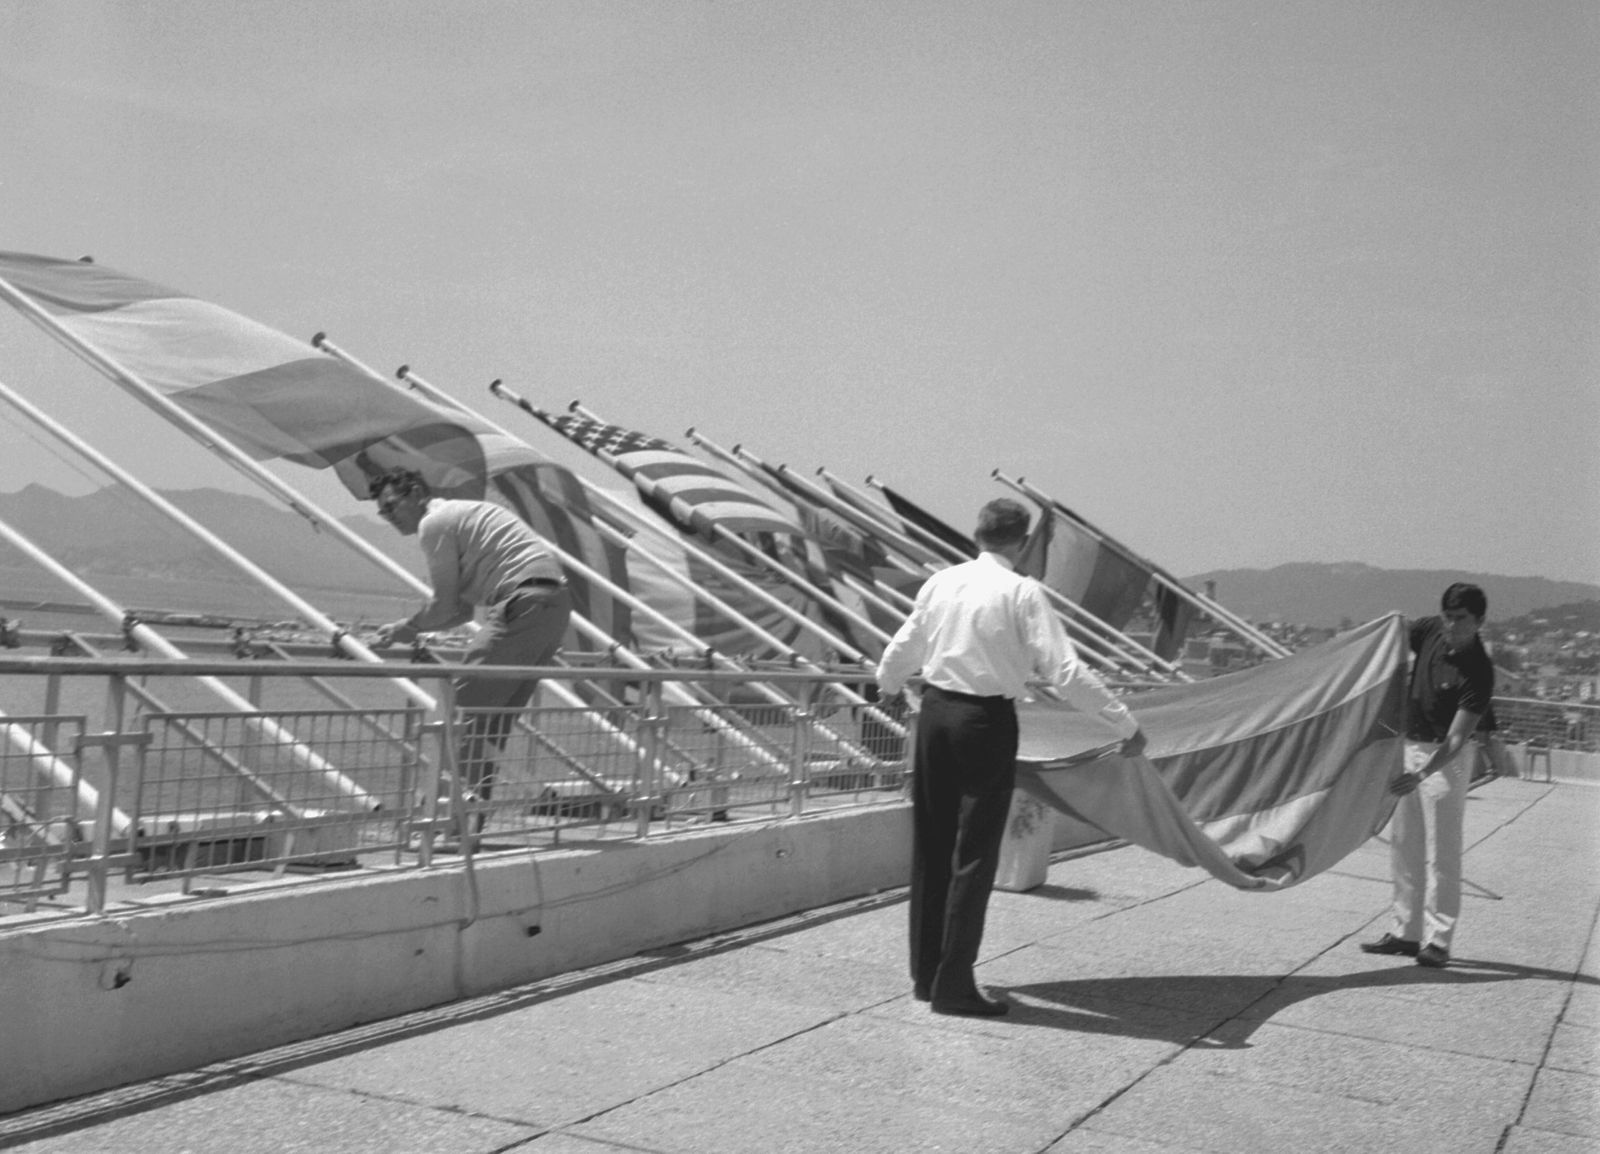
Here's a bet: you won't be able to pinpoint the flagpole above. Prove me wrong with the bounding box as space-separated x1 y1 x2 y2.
481 381 890 666
811 467 956 572
561 401 897 649
0 273 451 676
683 434 928 606
469 381 903 746
0 512 309 817
461 379 904 743
839 472 1184 680
345 353 899 761
0 376 393 805
992 470 1291 659
862 476 978 565
838 472 1180 679
300 344 823 771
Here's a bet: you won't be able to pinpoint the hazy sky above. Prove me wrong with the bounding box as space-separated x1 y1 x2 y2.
1 1 1595 583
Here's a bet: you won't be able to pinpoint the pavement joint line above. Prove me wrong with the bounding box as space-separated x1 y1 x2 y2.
1491 892 1600 1153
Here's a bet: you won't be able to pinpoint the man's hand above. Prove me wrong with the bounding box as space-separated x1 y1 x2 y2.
1118 728 1148 759
1388 770 1423 796
372 621 416 649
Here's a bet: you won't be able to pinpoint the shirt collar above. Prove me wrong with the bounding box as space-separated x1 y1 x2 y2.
977 550 1016 572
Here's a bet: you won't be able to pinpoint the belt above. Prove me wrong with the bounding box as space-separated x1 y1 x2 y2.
514 577 565 590
925 684 1009 705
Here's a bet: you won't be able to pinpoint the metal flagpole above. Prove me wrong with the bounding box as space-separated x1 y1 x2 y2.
557 400 897 650
0 514 300 818
0 377 385 804
383 366 902 751
862 475 975 566
992 470 1291 659
822 469 1186 681
722 447 1180 680
292 343 806 773
486 385 882 669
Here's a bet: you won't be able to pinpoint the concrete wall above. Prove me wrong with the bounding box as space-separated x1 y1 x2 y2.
0 803 914 1114
1491 742 1600 787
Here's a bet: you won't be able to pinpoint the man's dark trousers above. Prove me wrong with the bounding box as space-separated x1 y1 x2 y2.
910 685 1018 1001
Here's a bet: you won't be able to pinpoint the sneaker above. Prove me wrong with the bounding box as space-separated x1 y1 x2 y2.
1359 933 1420 957
1416 943 1449 968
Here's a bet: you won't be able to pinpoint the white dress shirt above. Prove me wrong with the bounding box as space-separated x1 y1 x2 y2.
876 551 1138 738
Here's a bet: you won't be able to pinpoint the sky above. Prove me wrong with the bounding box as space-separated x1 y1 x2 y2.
0 0 1595 585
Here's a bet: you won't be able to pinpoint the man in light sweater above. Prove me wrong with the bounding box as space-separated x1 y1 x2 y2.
877 498 1146 1017
370 468 572 815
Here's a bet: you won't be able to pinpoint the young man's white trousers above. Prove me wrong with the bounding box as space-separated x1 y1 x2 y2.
1387 740 1473 950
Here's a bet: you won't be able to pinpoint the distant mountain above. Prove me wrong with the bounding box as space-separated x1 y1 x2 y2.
0 484 416 596
3 487 1594 630
1185 562 1600 627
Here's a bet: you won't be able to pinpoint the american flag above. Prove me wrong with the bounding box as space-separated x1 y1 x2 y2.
535 411 803 542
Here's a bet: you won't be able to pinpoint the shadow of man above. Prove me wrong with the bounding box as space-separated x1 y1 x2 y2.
997 957 1590 1048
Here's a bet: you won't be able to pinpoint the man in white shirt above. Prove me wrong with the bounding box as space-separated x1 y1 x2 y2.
877 499 1146 1017
370 469 572 818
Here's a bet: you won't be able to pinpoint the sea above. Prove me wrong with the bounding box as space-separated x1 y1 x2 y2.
0 564 422 722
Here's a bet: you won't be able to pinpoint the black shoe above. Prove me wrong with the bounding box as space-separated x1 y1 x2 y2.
1416 944 1449 968
931 993 1009 1018
1359 933 1420 957
912 984 932 1003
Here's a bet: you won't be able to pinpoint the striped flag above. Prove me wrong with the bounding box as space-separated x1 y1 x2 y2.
530 410 803 542
1017 506 1152 631
878 483 976 561
0 252 631 645
1015 613 1408 890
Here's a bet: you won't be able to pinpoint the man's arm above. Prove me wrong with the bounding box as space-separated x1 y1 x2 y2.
1389 706 1480 795
1022 586 1146 756
374 521 472 646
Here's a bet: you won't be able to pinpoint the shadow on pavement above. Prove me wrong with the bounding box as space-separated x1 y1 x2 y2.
998 957 1588 1048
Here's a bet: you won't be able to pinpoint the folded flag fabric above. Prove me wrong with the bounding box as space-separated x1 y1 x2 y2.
1013 613 1408 890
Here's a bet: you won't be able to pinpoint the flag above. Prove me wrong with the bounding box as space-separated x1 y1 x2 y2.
0 252 630 645
1016 507 1152 631
528 409 802 543
822 476 948 571
1152 585 1197 661
878 484 976 560
1014 614 1408 890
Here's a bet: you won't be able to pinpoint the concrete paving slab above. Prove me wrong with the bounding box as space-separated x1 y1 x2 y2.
734 1007 1184 1125
630 939 910 1012
2 1075 540 1153
1189 1017 1529 1109
1519 1067 1600 1141
1544 1021 1600 1077
560 1056 1066 1154
283 977 837 1128
1084 1065 1510 1154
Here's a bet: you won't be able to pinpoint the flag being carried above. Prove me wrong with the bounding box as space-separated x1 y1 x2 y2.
1016 613 1408 890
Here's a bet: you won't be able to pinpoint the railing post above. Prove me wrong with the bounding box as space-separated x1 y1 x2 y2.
635 681 665 838
789 682 815 819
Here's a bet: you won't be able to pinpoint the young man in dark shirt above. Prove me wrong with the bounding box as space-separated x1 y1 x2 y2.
1361 582 1494 968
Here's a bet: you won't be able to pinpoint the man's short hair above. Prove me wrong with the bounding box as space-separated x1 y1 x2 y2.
974 498 1031 548
1441 581 1487 619
367 467 431 502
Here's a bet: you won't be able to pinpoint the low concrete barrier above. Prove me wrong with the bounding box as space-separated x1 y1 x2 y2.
0 803 913 1114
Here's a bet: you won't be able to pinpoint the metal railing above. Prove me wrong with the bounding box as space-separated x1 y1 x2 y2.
0 656 908 916
1492 695 1599 753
